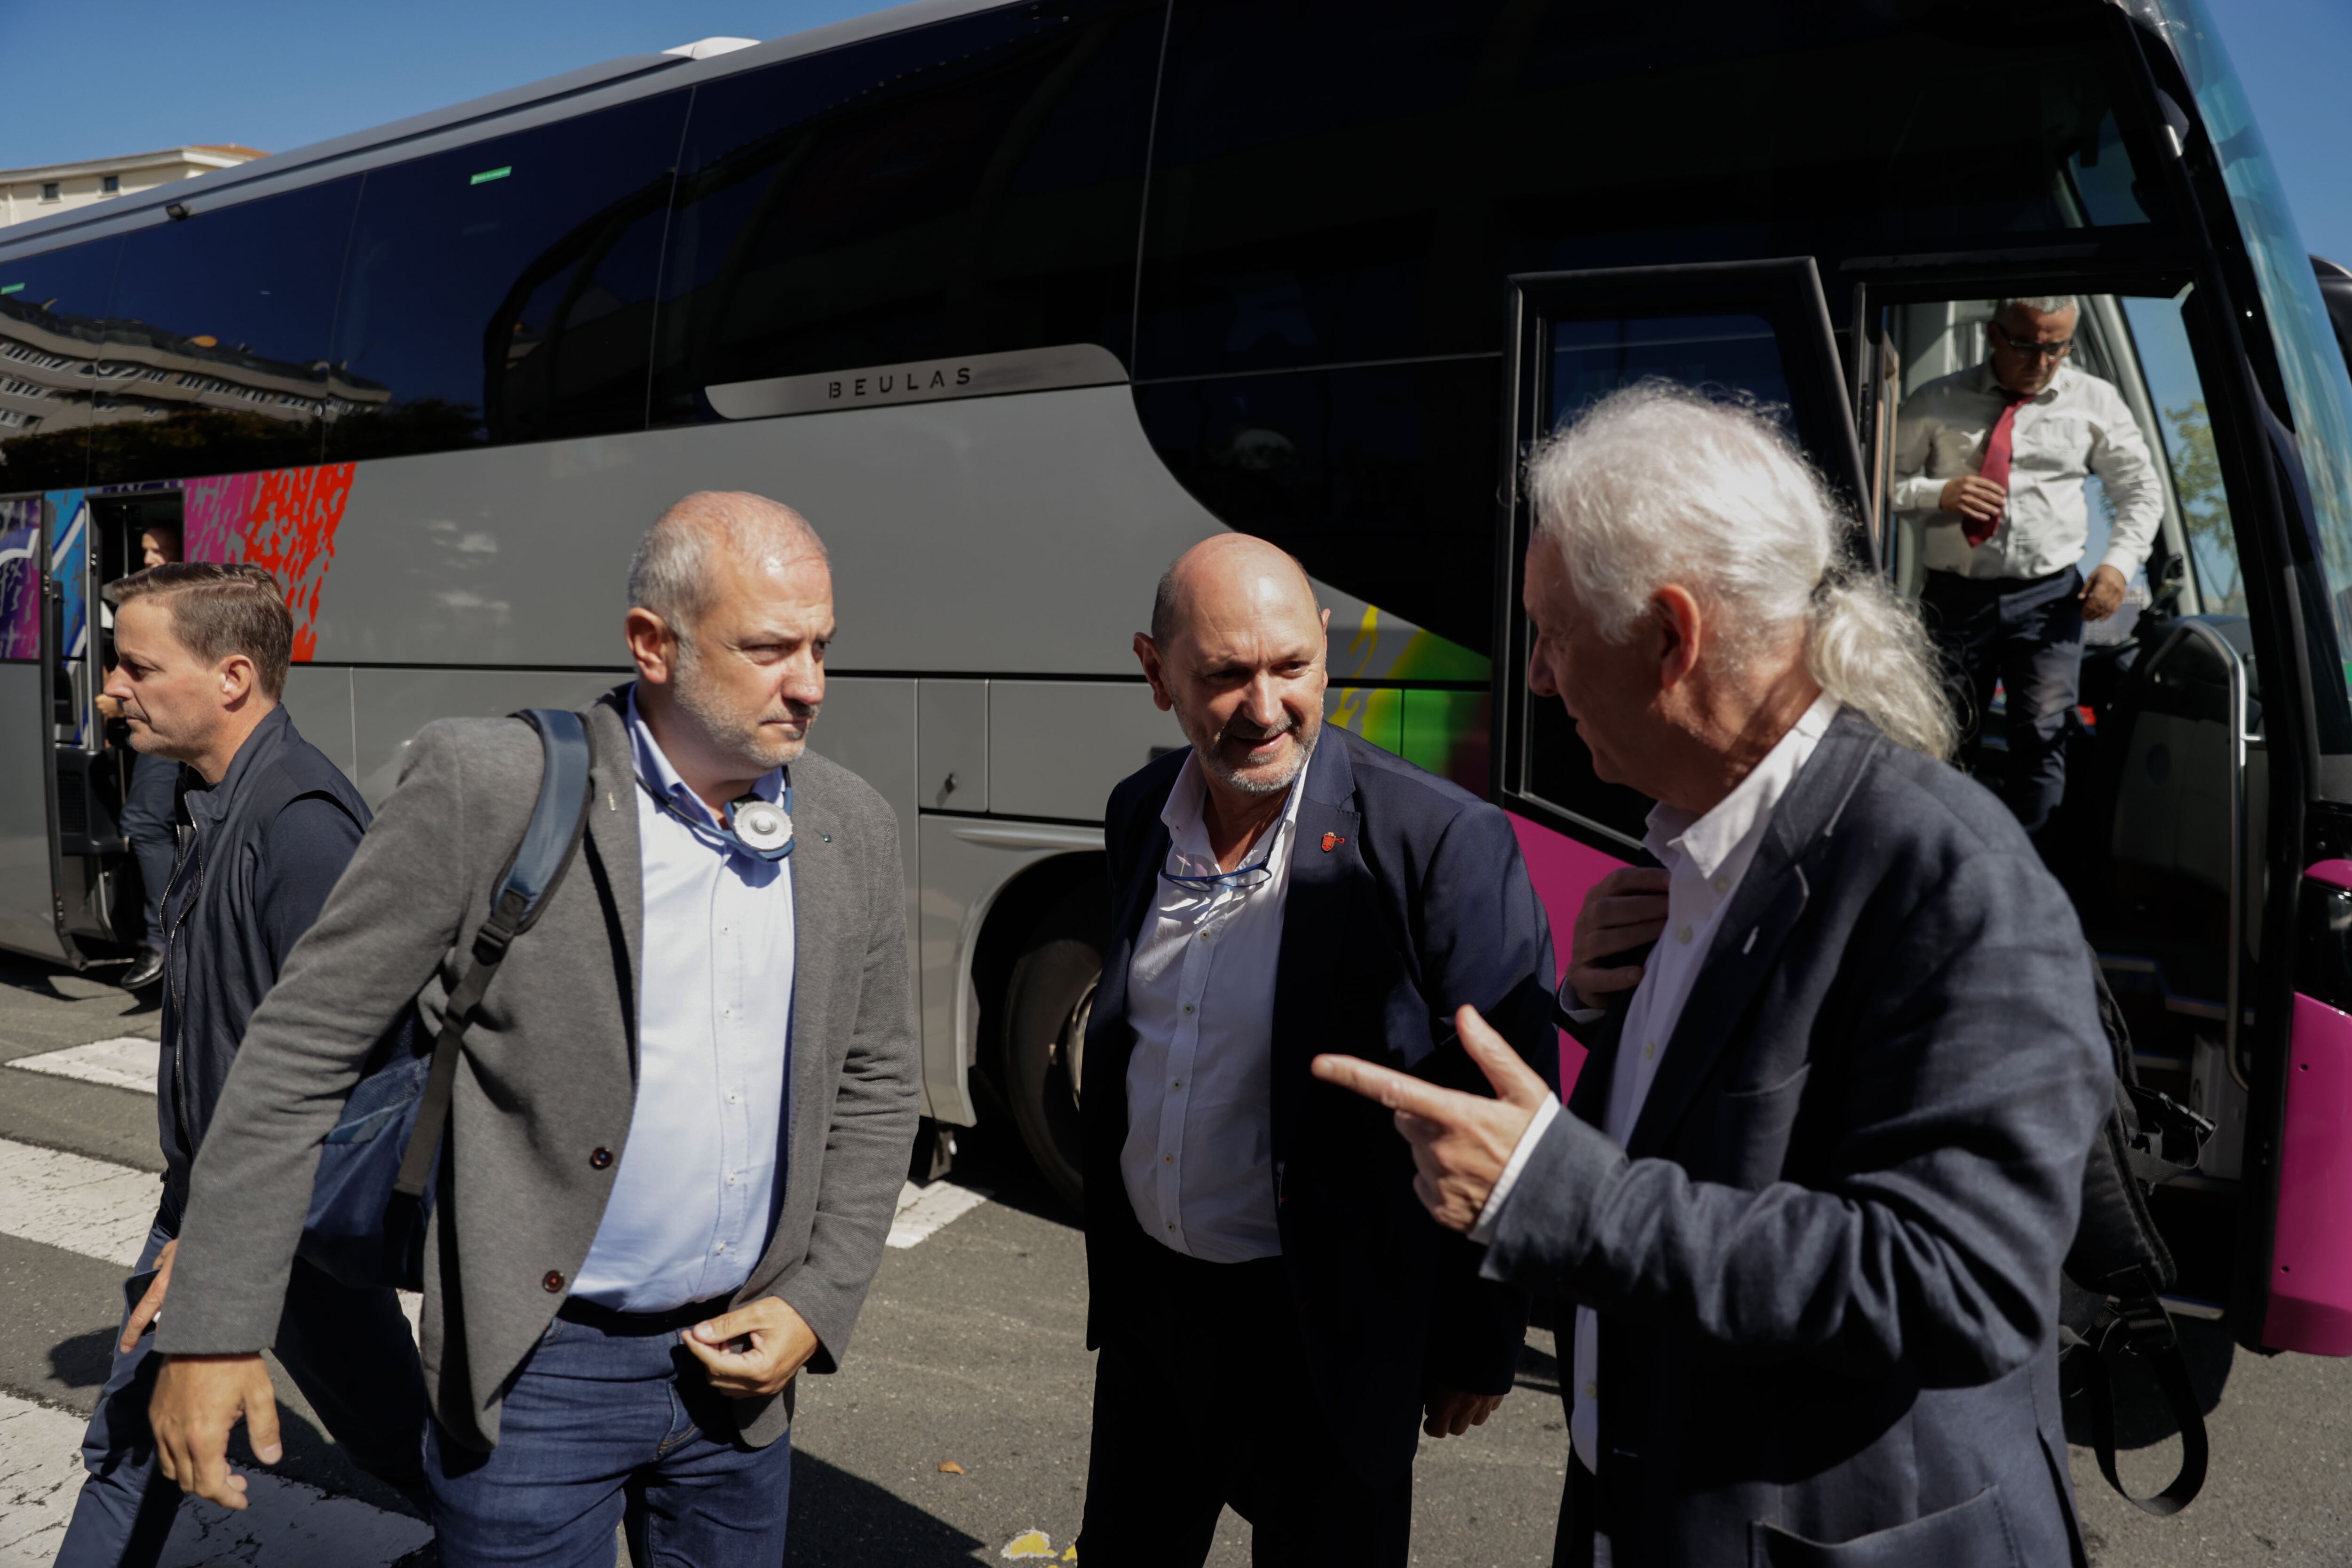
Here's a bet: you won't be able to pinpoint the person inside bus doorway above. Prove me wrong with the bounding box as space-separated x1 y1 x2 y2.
1311 386 2110 1567
105 523 184 991
1077 535 1557 1567
1891 295 2163 839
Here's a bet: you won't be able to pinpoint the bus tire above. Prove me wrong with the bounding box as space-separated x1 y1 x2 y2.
1001 883 1102 1212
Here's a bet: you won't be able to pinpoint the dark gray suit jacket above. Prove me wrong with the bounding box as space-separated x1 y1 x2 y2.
1482 710 2107 1566
159 689 920 1451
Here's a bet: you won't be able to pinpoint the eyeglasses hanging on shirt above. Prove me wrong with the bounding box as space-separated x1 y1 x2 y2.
635 774 796 861
1159 816 1289 904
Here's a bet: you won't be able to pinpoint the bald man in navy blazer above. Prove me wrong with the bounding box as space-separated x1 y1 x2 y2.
1075 535 1558 1568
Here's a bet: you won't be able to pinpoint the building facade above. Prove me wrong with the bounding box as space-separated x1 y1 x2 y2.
0 146 263 229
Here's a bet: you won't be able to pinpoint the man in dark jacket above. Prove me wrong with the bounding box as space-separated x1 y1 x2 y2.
1078 536 1557 1566
1315 386 2109 1566
58 562 427 1568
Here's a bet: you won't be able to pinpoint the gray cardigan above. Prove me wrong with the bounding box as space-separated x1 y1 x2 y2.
159 689 920 1451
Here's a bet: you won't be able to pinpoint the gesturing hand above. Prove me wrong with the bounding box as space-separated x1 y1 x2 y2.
1569 867 1669 1004
151 1353 281 1510
683 1296 820 1397
1311 1004 1552 1232
120 1238 177 1353
1423 1382 1508 1439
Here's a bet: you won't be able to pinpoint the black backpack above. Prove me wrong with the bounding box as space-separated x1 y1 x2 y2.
297 708 596 1291
2060 951 2217 1515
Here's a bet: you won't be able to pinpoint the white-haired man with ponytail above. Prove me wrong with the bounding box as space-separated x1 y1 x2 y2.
1314 385 2112 1567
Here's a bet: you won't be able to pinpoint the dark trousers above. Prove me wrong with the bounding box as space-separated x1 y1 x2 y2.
117 750 179 952
1922 566 2085 836
426 1297 792 1568
58 1201 430 1568
1080 1245 1413 1568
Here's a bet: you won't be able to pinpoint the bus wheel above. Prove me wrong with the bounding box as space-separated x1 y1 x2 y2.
1001 884 1101 1212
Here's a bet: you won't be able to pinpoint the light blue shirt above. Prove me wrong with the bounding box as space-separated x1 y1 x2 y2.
571 687 795 1313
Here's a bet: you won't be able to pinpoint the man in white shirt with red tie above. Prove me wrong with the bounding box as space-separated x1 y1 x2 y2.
1892 294 2163 836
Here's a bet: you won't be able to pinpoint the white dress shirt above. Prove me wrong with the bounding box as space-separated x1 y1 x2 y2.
571 688 796 1313
1120 749 1308 1264
1891 361 2164 582
1471 693 1840 1486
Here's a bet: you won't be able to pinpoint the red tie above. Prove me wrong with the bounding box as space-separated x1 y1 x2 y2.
1969 394 2029 546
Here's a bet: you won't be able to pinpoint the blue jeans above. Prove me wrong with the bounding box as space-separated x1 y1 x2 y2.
426 1304 793 1568
1923 565 2086 837
58 1202 431 1568
117 750 180 952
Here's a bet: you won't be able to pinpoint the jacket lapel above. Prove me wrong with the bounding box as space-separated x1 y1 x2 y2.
1624 714 1884 1160
1268 738 1361 1160
783 778 844 1190
583 691 643 1056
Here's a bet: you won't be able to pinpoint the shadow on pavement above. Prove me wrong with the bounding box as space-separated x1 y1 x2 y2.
938 1113 1078 1232
786 1450 986 1565
49 1326 116 1389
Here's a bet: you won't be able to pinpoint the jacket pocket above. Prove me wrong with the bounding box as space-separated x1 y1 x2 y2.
1750 1485 2018 1568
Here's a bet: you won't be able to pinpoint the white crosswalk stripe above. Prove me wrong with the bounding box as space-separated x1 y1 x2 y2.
887 1178 991 1249
9 1037 161 1095
0 1138 157 1269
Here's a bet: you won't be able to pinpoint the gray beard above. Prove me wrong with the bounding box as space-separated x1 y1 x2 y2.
673 647 816 775
1199 723 1317 797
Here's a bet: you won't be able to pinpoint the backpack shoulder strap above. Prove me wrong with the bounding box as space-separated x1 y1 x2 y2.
392 709 596 1199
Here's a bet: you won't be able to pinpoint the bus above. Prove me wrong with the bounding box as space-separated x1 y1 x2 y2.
5 0 2351 1367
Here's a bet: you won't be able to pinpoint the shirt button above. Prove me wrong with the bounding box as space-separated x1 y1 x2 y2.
722 1007 732 1018
727 1092 740 1104
542 1270 564 1293
1582 1380 1598 1400
589 1147 613 1169
726 1174 739 1186
1676 925 1693 945
1166 1221 1176 1231
1641 1041 1656 1060
1182 1003 1195 1015
1164 1154 1174 1164
1172 1079 1183 1090
1711 874 1729 893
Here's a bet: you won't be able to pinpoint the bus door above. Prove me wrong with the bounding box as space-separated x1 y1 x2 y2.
1847 255 2351 1361
1490 257 1870 975
0 490 70 961
43 486 135 960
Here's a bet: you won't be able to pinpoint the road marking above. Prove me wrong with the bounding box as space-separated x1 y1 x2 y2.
0 1139 156 1268
887 1180 990 1250
1001 1529 1057 1560
0 1389 431 1568
8 1037 159 1094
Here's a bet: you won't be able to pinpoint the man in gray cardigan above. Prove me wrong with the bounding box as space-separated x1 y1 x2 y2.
1315 388 2110 1566
148 493 920 1567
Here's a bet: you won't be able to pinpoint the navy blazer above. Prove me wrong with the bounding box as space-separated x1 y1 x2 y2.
1483 709 2109 1566
1082 726 1559 1485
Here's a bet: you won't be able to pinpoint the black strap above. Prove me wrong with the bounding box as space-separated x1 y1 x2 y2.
2079 1269 2209 1516
391 710 595 1199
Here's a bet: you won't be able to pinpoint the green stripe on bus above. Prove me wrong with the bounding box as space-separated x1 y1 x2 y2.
470 166 513 185
0 283 22 295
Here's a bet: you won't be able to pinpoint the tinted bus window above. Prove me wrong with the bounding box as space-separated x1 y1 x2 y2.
1137 1 2162 379
650 0 1162 422
1134 358 1498 653
327 91 687 461
92 180 360 486
0 237 124 490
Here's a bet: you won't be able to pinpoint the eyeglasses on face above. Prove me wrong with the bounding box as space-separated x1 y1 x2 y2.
1991 322 2074 360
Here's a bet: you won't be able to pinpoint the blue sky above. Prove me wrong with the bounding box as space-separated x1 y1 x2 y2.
0 1 2343 260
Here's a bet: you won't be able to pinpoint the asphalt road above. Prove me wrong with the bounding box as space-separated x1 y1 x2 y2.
0 950 2344 1566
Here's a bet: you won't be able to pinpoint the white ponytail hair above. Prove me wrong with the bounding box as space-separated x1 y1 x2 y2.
1524 382 1955 761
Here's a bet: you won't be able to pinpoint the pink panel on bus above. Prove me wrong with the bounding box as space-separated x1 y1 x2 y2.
1505 810 1629 1093
2263 992 2352 1356
2306 858 2352 893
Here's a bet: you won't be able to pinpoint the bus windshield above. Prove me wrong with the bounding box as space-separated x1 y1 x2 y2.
2156 0 2352 696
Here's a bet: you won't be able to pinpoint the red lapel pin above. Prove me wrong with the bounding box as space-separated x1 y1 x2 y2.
1320 832 1345 852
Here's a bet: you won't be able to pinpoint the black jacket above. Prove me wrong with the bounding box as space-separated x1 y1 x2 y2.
158 705 367 1196
1083 727 1559 1485
1482 709 2109 1566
